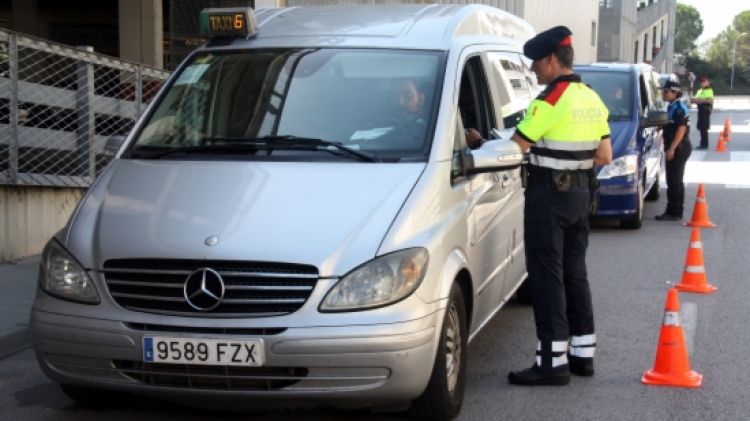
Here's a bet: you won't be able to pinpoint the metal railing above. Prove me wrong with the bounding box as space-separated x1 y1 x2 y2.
0 28 170 188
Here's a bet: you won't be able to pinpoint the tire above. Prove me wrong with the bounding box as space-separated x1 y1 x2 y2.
645 172 660 201
410 284 468 421
620 182 643 230
515 276 534 305
60 384 122 407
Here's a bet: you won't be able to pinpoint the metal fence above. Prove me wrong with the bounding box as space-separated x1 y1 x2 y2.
0 28 170 188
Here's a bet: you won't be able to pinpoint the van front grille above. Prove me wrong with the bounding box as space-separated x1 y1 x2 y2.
113 360 307 390
102 259 319 317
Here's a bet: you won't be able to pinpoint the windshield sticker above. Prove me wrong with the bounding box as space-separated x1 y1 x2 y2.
350 127 393 141
175 64 210 86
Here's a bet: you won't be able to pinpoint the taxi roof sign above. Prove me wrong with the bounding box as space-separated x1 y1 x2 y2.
199 7 257 38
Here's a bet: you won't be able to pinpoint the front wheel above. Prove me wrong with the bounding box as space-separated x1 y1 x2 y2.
645 172 660 201
620 182 644 230
410 284 468 421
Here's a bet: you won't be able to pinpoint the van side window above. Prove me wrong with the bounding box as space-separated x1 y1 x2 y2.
458 56 496 145
486 52 532 129
648 71 665 110
639 74 650 115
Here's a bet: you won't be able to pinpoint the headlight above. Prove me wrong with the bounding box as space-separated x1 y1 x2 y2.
320 248 428 312
597 154 638 180
40 240 100 304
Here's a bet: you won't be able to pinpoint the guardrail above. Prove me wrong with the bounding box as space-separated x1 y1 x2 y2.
0 28 170 188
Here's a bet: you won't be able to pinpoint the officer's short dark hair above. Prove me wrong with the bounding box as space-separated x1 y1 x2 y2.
554 46 574 69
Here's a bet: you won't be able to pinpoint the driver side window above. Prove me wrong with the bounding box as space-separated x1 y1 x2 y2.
457 56 496 150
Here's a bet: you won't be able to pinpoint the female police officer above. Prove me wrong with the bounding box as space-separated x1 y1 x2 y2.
655 80 692 221
508 26 612 386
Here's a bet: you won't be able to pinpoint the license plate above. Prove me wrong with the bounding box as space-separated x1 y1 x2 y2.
143 336 264 366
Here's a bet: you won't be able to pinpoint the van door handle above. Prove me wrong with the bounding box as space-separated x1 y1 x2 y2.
502 174 512 188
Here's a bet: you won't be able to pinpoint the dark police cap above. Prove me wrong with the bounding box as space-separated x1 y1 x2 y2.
662 80 681 92
523 26 572 60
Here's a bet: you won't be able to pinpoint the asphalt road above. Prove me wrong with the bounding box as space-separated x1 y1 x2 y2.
1 110 748 421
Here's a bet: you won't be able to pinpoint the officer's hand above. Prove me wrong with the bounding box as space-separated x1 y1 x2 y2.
666 149 675 161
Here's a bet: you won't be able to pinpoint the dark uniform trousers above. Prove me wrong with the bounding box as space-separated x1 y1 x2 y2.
697 104 711 149
524 169 594 355
665 142 692 216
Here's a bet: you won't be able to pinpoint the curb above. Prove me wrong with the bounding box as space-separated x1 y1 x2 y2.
0 328 30 359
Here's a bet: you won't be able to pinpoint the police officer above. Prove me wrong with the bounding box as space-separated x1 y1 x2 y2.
691 76 714 149
508 26 612 386
656 80 692 221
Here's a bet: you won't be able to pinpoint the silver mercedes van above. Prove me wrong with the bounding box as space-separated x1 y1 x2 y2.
31 5 536 419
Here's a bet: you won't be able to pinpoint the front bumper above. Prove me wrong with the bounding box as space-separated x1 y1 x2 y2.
31 301 443 409
594 174 639 218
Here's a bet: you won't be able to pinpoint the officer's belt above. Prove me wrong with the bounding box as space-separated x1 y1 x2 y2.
526 166 590 188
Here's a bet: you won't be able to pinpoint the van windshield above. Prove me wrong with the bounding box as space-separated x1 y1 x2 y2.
128 48 445 162
577 71 632 121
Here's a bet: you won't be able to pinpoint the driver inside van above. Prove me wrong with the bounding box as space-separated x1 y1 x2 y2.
393 78 483 149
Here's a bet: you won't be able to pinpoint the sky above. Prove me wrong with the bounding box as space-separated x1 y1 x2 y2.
677 0 749 45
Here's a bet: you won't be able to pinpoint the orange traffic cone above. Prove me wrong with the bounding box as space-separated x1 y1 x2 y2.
724 117 732 139
675 228 717 294
714 131 727 152
685 184 716 228
642 288 703 388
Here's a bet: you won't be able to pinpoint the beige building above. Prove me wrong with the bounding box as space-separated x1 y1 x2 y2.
1 0 602 69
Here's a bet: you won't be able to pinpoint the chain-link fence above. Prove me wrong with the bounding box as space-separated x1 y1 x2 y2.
0 28 170 188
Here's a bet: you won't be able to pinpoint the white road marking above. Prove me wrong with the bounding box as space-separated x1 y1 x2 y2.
730 152 750 161
707 124 750 133
684 159 750 187
681 302 697 356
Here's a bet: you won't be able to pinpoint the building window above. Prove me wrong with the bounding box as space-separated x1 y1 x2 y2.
634 40 639 62
644 33 649 60
591 21 597 47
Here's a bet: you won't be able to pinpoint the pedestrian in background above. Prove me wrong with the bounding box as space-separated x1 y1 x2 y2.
691 76 714 149
656 80 692 221
508 26 612 386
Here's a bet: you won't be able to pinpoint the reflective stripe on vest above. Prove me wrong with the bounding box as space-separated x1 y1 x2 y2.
516 76 610 171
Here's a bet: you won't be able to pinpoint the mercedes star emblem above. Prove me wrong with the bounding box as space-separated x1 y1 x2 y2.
183 268 225 311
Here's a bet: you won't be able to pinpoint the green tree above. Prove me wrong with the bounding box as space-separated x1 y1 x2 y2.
703 10 750 94
675 4 703 56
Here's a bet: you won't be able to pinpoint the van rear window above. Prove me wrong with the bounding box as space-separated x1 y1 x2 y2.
577 71 632 120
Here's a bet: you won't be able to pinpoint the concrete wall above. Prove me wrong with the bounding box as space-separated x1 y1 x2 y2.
522 0 600 64
119 0 163 68
0 187 83 262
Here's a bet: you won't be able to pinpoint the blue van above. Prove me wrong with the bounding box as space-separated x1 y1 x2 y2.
574 63 668 229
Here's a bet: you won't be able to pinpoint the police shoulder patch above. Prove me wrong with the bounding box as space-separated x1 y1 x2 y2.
537 81 570 106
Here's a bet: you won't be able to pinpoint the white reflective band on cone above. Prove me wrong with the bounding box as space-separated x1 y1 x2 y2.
685 265 705 273
690 241 703 248
663 311 680 326
570 346 596 358
570 334 596 346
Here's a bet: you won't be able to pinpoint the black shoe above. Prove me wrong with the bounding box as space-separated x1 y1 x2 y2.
655 213 682 221
569 356 595 377
696 146 708 150
508 364 570 386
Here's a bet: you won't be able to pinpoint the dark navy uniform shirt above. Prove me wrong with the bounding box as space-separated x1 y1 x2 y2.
663 100 689 149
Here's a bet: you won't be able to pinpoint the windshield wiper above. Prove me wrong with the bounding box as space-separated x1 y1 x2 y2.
205 135 380 162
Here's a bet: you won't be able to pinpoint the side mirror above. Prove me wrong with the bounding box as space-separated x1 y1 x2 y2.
641 110 667 128
103 135 126 156
466 138 523 175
